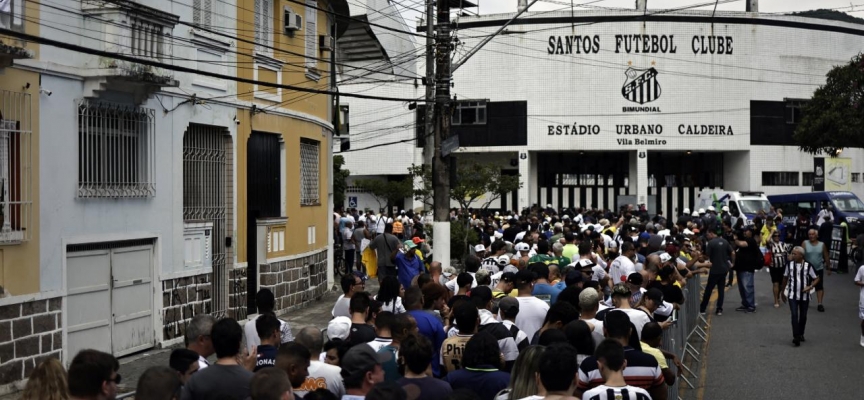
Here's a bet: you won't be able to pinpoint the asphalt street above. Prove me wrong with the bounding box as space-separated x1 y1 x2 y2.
699 267 864 399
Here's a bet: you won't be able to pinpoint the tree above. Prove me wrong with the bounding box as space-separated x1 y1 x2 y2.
450 161 522 212
794 53 864 155
333 155 350 209
354 178 412 212
407 164 433 212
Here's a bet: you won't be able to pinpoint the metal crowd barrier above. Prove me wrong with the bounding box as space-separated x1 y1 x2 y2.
661 275 710 400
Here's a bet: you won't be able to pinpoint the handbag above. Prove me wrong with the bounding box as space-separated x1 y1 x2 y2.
764 249 773 267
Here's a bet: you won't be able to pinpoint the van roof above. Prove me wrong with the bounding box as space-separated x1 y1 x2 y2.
767 191 860 201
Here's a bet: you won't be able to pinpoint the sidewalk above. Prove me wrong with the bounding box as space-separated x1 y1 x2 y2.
698 268 863 399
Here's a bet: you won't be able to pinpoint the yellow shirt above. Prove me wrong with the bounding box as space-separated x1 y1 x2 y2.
640 341 668 369
760 225 776 247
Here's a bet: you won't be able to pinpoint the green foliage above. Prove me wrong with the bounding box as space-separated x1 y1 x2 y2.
333 155 350 209
795 53 864 155
354 178 412 211
791 9 864 25
450 161 522 211
449 220 479 258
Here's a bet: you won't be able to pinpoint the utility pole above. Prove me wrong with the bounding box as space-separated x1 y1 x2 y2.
423 2 435 168
431 0 452 268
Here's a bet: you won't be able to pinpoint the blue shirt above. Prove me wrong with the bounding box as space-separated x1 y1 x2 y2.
444 366 510 400
254 345 278 372
532 282 563 305
395 252 424 290
408 310 446 377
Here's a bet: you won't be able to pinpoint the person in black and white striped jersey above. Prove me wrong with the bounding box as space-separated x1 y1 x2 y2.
781 246 822 347
580 339 652 400
768 233 792 308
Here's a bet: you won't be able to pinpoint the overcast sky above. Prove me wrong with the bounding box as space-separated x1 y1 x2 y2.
398 0 864 23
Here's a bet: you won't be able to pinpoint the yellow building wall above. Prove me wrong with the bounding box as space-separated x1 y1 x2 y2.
0 9 40 296
235 1 334 263
0 67 41 296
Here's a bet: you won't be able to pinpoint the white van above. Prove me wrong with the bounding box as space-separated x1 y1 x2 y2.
696 190 772 225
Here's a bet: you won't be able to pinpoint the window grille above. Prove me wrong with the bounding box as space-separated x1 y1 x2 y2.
255 0 273 54
305 0 318 70
802 172 814 186
762 171 799 186
0 89 32 243
130 16 165 60
77 100 156 198
300 139 320 205
192 0 212 28
0 0 25 32
852 173 860 183
452 101 487 125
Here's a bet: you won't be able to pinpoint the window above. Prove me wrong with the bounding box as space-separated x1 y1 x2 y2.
254 0 273 55
130 16 166 60
452 101 487 125
305 0 319 77
762 171 798 186
192 0 213 28
299 139 320 205
0 89 32 243
253 55 284 102
785 99 808 124
193 46 228 90
802 172 814 186
0 0 25 32
78 100 156 198
853 173 860 183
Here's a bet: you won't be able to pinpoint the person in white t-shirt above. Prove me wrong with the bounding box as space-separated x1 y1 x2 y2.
512 270 550 340
609 242 637 287
580 339 653 400
293 326 346 398
609 283 652 339
244 289 294 354
855 264 864 347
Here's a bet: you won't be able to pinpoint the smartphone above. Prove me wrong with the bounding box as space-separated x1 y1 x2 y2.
671 309 679 324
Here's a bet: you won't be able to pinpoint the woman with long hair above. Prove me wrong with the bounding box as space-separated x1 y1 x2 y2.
21 358 69 400
494 345 545 400
376 275 406 313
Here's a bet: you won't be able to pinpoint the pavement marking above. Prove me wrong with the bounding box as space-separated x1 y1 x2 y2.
695 278 734 400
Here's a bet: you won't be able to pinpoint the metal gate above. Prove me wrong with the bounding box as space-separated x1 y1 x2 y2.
66 240 156 359
184 124 230 316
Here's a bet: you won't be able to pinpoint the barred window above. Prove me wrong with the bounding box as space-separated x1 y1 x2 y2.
802 172 814 186
762 171 799 186
0 90 32 244
254 0 273 55
192 0 213 28
300 139 319 205
78 100 156 198
0 0 25 32
852 173 860 183
130 16 166 60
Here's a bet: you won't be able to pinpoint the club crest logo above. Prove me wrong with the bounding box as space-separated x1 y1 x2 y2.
622 67 661 104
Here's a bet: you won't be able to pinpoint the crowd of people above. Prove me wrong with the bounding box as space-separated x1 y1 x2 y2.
16 202 857 400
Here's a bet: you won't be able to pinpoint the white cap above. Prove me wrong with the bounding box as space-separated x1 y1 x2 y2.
474 244 486 253
708 206 716 212
443 266 457 277
327 316 352 340
683 229 694 235
494 231 504 239
698 208 705 214
515 242 530 252
547 204 553 208
562 215 570 220
683 208 690 214
722 205 729 212
497 255 511 266
691 211 699 217
659 253 673 263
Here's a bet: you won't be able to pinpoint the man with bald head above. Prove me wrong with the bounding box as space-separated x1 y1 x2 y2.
292 326 345 397
429 261 446 286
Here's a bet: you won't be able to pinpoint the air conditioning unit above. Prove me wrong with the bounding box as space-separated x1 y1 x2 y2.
284 7 302 33
319 35 334 51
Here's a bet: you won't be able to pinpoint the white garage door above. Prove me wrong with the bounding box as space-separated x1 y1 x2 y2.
66 241 155 360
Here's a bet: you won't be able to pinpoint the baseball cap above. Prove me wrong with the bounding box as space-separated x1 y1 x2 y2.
577 258 596 270
499 271 516 284
497 255 511 267
515 242 530 252
340 344 389 380
499 296 520 314
659 253 673 263
443 266 457 278
475 244 486 253
626 272 644 285
412 237 425 245
327 316 351 340
403 240 417 250
722 205 730 212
